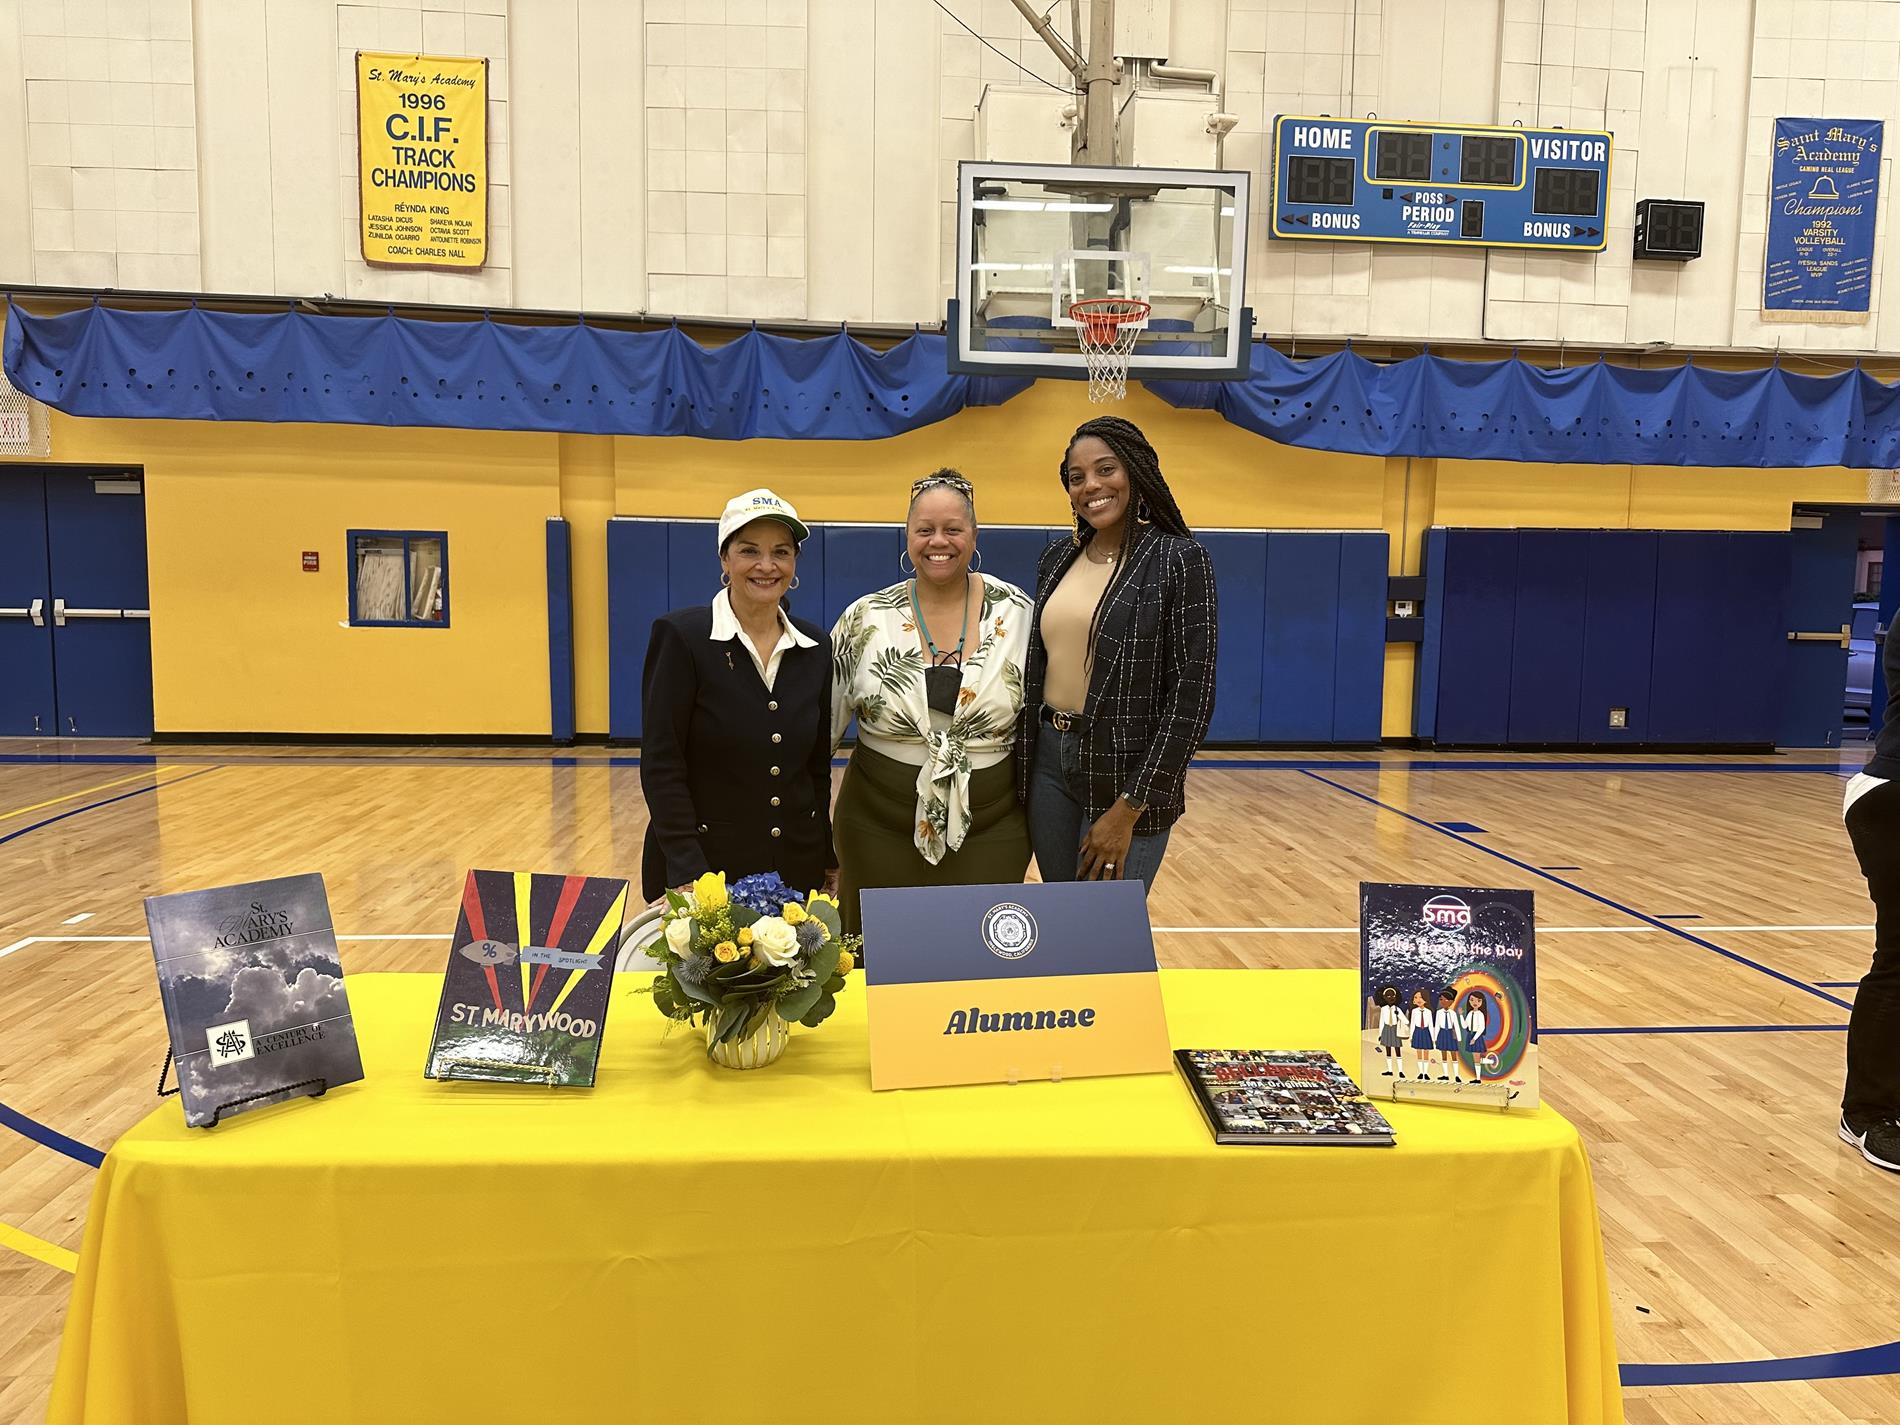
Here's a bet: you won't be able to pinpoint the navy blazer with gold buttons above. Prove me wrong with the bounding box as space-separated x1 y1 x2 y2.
1014 524 1218 832
639 605 835 903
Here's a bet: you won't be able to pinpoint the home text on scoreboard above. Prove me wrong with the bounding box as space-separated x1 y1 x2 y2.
1270 116 1613 252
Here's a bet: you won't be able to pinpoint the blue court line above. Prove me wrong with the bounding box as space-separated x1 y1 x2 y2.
0 1101 105 1169
1656 913 1702 920
0 766 222 851
1542 1023 1848 1036
1622 1338 1900 1387
1816 981 1861 989
1541 865 1581 871
1297 769 1855 1012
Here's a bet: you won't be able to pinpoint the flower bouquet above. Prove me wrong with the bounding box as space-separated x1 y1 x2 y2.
648 871 858 1068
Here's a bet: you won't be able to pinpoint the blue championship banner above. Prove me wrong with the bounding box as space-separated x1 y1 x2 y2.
1765 117 1883 322
861 882 1172 1091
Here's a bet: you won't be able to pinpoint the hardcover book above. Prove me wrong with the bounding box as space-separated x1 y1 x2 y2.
1359 881 1539 1109
424 869 629 1086
145 873 365 1128
1174 1049 1396 1146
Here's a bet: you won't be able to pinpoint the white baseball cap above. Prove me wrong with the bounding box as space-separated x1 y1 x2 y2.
717 488 810 551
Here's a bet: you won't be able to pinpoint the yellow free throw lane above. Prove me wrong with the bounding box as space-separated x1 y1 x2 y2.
0 766 186 822
867 971 1172 1090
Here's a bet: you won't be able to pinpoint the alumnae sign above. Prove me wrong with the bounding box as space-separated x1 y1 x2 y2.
861 881 1172 1091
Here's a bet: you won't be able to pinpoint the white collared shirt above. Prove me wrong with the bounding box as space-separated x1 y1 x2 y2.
710 588 816 691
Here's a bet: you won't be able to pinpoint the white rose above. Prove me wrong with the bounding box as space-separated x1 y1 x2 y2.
664 917 694 956
749 916 800 966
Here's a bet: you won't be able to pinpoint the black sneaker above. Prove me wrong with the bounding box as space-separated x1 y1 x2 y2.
1839 1115 1900 1172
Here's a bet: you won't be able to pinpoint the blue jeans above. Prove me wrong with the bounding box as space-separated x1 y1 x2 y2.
1027 721 1173 893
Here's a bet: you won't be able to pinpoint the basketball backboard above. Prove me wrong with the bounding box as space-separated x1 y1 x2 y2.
948 160 1253 381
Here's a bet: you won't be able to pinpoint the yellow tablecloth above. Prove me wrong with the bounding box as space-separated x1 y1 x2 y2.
51 970 1622 1425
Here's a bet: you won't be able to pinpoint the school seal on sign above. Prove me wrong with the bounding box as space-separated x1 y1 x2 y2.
981 903 1038 960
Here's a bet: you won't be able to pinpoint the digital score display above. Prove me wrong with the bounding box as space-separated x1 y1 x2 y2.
1271 116 1612 251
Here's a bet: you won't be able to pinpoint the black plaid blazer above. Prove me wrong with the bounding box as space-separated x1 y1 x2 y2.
1014 524 1218 831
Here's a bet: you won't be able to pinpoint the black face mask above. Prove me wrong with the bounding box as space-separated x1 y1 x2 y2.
924 661 963 717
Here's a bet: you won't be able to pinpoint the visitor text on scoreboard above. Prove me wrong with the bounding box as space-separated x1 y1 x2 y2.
1270 116 1612 252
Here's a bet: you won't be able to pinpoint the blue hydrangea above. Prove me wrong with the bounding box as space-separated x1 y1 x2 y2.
730 872 802 916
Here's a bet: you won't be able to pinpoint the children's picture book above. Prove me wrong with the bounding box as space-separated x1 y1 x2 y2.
1359 882 1539 1109
424 869 629 1086
1174 1049 1396 1146
145 874 365 1128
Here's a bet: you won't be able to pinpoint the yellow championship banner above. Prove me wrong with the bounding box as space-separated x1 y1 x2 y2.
356 51 487 269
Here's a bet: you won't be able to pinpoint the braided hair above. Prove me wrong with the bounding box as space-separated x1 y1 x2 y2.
1058 416 1192 544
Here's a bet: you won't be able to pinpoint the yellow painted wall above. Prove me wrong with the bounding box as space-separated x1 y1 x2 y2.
33 411 561 735
10 362 1878 742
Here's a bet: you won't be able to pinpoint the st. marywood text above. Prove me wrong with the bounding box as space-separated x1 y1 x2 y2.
943 1006 1097 1035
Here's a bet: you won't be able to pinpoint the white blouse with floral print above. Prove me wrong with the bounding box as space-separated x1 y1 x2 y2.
830 574 1033 865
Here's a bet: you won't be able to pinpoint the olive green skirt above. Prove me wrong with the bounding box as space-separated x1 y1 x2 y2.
834 742 1031 936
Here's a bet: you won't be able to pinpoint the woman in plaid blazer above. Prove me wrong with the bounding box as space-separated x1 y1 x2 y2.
1014 416 1218 892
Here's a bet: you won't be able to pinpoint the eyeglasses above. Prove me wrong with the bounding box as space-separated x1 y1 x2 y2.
910 473 974 498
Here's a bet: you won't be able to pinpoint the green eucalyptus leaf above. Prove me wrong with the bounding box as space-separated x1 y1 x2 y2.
807 900 843 940
805 941 840 985
800 992 837 1029
777 981 822 1023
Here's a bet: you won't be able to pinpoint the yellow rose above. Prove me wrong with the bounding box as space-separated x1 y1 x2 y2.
837 950 855 974
692 871 729 911
782 902 807 925
713 941 739 963
737 927 754 946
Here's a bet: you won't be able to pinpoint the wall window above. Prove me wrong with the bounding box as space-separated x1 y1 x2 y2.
349 530 449 627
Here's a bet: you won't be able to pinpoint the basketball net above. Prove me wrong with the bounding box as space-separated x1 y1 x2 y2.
1070 299 1150 403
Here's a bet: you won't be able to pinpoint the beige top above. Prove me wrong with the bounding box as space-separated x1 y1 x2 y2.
1039 551 1117 712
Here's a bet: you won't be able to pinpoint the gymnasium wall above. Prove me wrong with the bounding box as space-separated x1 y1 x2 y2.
7 0 1900 353
8 321 1869 742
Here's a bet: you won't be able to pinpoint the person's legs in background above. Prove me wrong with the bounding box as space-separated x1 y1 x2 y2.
1842 780 1900 1172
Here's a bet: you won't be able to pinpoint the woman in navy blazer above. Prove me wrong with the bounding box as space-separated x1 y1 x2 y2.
640 489 836 903
1015 417 1217 892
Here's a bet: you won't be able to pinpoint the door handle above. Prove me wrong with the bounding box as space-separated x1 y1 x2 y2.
31 597 44 627
1786 623 1852 648
51 597 64 626
0 606 31 618
58 606 127 620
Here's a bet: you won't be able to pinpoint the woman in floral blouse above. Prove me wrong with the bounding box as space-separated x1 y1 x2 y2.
830 471 1034 934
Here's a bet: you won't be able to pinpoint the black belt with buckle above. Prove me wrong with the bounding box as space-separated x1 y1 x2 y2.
1041 705 1085 732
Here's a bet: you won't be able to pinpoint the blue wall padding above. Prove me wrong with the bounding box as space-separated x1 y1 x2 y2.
608 519 1388 744
1200 531 1268 743
1332 534 1388 742
1261 533 1341 742
1578 530 1659 742
1507 530 1589 745
1424 526 1793 747
545 518 575 743
1433 529 1521 746
1719 532 1792 746
1648 532 1729 743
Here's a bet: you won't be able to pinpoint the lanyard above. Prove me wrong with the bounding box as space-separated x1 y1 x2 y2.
909 574 970 665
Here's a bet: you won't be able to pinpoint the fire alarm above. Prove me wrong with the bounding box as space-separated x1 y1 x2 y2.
1634 199 1704 260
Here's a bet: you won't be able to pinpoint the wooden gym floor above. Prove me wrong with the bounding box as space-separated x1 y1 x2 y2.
0 741 1896 1423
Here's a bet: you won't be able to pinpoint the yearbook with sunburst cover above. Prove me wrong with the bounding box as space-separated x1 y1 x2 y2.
424 869 629 1086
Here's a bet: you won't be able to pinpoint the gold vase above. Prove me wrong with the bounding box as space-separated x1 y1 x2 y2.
705 1006 790 1069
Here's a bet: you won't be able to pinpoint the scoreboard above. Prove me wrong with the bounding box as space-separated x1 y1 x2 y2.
1270 116 1612 252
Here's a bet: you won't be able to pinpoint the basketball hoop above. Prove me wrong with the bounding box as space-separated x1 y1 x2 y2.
1070 298 1150 403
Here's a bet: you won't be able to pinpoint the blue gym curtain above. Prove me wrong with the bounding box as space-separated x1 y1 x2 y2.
1146 342 1900 468
2 304 1028 440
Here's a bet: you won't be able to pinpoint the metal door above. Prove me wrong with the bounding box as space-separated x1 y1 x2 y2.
0 470 56 735
1778 511 1860 749
43 472 153 738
